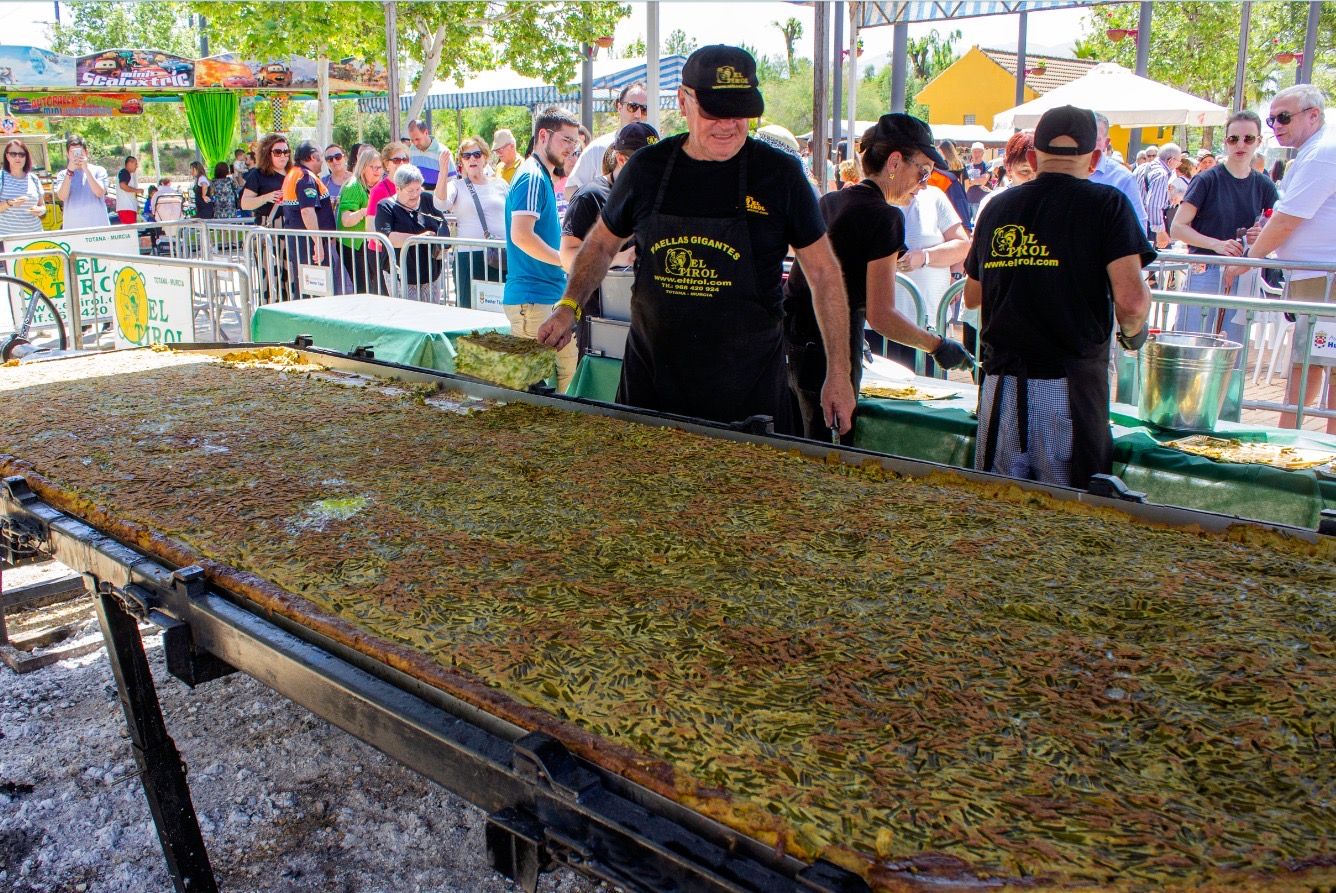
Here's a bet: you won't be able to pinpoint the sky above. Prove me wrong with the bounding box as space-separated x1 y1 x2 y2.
0 0 1093 62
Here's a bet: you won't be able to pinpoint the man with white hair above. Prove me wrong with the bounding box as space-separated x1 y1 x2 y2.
1138 141 1181 248
1241 84 1336 431
491 129 521 184
1089 112 1147 234
963 140 992 217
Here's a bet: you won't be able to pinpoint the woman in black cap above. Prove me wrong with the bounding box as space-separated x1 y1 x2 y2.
783 114 972 442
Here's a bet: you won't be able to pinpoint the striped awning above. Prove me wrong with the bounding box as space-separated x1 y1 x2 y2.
858 0 1098 27
360 55 685 114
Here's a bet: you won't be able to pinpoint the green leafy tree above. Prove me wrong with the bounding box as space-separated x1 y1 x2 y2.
193 2 630 126
772 17 803 78
622 35 648 59
901 28 962 119
1074 2 1335 110
664 28 697 57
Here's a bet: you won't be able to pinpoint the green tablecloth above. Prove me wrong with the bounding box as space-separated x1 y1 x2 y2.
250 295 510 373
568 355 1336 529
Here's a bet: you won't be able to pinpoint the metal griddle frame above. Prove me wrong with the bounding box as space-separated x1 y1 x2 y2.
3 341 1332 893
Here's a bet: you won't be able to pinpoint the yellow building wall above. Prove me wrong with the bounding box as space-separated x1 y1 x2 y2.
1107 124 1177 161
916 46 1038 128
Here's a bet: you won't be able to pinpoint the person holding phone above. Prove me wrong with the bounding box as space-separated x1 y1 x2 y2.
0 139 45 237
54 135 109 230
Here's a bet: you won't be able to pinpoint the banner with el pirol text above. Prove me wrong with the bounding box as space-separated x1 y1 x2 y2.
2 228 138 327
105 259 195 349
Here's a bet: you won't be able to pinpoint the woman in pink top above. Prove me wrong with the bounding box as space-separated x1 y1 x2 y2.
365 141 410 253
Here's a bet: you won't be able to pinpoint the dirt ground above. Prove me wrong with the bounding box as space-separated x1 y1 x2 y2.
0 574 601 893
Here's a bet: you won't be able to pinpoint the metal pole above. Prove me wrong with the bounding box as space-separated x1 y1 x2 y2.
1130 1 1152 158
890 20 908 113
833 1 843 160
1299 0 1320 85
813 1 829 193
1015 10 1028 107
384 1 401 144
1232 1 1251 112
647 1 661 131
847 2 858 162
580 44 594 133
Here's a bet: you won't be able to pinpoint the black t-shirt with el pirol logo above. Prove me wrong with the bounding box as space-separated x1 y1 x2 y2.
600 134 825 317
965 172 1155 378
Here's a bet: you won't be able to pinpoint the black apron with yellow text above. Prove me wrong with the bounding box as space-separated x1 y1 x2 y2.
616 144 794 433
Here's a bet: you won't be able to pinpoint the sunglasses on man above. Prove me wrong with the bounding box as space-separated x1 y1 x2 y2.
622 101 648 114
1266 108 1315 128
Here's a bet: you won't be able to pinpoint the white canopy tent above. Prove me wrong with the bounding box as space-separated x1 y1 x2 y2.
992 63 1230 131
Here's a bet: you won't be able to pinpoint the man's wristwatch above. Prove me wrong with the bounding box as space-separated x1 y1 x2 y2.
556 297 582 321
1117 323 1150 351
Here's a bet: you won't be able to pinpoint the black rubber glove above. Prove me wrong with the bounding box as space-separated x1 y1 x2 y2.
1117 323 1149 351
930 337 973 370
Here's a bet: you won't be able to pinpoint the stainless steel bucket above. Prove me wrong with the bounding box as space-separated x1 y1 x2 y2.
1137 332 1242 431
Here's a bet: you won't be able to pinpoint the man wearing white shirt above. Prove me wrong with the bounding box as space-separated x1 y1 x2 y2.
563 82 649 202
54 135 109 230
1241 84 1336 431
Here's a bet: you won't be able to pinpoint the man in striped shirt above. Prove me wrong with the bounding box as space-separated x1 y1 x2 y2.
1138 141 1181 249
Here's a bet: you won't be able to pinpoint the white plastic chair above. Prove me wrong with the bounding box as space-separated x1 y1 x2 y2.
1252 277 1295 386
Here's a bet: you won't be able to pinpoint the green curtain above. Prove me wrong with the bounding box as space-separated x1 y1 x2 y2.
182 91 240 174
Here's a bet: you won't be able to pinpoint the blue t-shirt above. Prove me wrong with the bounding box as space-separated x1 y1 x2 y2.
503 156 565 306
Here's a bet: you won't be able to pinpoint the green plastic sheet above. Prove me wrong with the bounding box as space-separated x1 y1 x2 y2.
568 356 1336 529
251 295 510 373
182 91 240 174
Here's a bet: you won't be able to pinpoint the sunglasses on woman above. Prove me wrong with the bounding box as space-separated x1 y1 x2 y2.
388 155 410 163
324 152 344 162
1225 134 1259 145
272 147 290 155
1266 108 1315 128
5 151 26 158
459 150 484 159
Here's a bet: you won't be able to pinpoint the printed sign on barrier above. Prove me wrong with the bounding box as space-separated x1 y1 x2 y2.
2 228 138 325
299 263 332 297
106 260 195 348
471 280 505 313
1310 319 1336 365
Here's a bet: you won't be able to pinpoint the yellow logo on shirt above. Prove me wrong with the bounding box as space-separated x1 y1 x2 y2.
984 224 1059 269
745 195 768 215
714 66 752 88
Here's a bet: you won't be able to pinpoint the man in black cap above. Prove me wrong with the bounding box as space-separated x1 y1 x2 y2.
783 113 973 442
536 45 856 436
963 105 1153 489
561 121 659 353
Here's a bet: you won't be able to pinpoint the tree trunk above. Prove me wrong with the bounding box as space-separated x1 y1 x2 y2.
404 24 448 126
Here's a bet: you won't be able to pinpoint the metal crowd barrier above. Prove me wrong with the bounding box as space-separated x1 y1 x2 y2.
241 226 398 306
0 248 79 347
933 253 1336 428
396 234 507 309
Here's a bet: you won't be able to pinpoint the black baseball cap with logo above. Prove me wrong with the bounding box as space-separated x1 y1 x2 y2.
612 121 660 153
864 113 946 168
1034 105 1098 156
680 45 764 119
